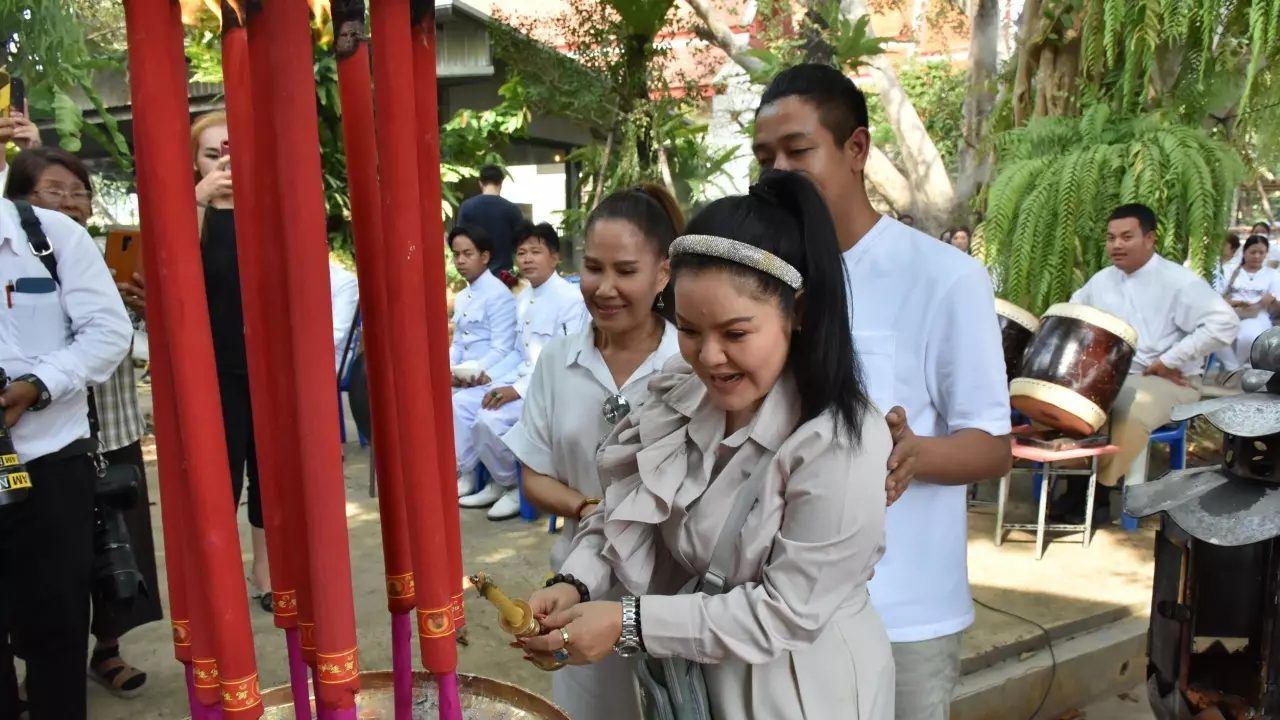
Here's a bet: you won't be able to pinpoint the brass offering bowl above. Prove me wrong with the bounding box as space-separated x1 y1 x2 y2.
258 670 569 719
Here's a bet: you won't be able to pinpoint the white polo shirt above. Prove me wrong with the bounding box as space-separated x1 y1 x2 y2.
846 216 1011 643
0 199 132 461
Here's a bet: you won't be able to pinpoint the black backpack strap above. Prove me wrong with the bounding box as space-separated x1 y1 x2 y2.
12 200 58 286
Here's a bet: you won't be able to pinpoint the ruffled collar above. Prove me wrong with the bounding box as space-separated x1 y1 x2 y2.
595 359 799 594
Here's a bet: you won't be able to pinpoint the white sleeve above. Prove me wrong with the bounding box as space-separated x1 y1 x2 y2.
502 346 558 476
34 222 132 399
476 291 518 372
1159 278 1240 370
923 265 1012 436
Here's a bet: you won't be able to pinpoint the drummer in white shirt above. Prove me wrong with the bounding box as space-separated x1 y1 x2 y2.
1065 204 1237 513
1215 234 1280 371
449 225 519 497
753 64 1013 720
461 222 588 519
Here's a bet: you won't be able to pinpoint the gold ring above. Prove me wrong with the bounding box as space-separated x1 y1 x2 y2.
559 628 570 648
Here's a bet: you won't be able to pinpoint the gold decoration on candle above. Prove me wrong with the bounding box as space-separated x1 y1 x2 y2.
469 572 565 671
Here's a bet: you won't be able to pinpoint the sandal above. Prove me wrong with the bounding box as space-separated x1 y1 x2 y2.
89 647 147 699
248 578 273 613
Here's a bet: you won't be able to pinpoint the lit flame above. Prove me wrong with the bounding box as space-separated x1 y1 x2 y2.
308 0 332 28
176 0 330 29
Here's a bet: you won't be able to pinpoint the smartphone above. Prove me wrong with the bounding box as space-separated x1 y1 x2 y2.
220 139 231 170
9 78 24 117
104 227 143 284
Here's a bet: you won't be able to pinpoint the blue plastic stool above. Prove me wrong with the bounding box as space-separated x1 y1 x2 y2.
1120 421 1187 531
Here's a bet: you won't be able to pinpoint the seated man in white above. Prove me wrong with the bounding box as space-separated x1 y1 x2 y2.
462 222 588 519
329 259 359 375
450 225 518 496
1057 203 1238 523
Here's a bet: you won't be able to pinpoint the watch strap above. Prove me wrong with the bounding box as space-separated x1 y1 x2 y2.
15 374 51 412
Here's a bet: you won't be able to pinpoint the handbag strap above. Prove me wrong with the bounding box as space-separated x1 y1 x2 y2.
700 450 774 596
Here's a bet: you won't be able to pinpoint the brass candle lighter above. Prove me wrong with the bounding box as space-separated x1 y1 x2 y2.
469 572 565 671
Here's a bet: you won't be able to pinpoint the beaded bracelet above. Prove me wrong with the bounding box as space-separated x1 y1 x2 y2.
546 573 590 604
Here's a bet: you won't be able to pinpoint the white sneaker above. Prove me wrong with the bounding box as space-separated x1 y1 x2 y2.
459 483 504 508
457 469 478 497
487 488 522 521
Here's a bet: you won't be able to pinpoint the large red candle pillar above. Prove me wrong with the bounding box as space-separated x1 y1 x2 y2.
256 0 361 712
219 2 301 630
241 1 317 665
122 0 261 716
410 3 466 630
220 6 313 716
367 0 461 675
332 0 416 618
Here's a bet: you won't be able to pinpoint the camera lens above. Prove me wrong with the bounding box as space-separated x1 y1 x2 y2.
0 368 31 506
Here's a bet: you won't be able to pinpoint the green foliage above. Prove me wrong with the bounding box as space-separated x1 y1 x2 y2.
982 105 1244 314
740 0 891 85
2 0 131 170
868 61 967 172
438 77 532 218
491 0 738 237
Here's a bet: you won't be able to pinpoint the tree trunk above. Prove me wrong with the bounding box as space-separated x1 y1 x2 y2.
1260 181 1277 225
681 0 916 212
1011 0 1045 126
954 0 1000 219
840 0 955 229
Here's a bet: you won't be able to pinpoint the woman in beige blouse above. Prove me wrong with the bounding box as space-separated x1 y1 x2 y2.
522 171 895 719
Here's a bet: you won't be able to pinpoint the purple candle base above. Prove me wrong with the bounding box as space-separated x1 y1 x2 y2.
328 708 358 720
435 671 463 720
185 663 224 720
285 628 313 719
392 612 414 719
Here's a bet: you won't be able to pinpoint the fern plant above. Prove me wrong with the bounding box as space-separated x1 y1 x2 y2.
980 105 1244 315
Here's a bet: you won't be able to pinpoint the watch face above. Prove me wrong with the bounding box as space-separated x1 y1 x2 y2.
615 642 640 658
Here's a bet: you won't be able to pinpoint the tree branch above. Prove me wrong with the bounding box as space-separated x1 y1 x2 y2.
680 0 914 212
680 0 765 74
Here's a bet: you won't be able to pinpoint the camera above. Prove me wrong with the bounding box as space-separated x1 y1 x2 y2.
0 368 33 507
92 463 149 606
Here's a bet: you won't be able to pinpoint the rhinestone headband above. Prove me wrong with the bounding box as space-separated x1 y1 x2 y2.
670 234 804 291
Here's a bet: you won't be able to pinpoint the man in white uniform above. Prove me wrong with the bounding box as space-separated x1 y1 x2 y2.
1058 204 1237 519
463 222 587 518
449 225 518 497
753 64 1013 720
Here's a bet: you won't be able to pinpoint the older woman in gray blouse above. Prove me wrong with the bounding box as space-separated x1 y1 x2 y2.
522 171 894 719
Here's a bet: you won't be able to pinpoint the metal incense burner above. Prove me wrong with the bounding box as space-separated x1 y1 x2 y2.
258 671 570 719
469 571 565 672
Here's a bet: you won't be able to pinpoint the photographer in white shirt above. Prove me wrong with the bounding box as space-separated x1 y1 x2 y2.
0 194 132 720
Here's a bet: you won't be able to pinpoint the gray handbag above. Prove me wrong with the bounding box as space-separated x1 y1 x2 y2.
633 452 771 720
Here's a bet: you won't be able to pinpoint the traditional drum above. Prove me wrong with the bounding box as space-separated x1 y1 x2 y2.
995 299 1040 384
1010 303 1137 436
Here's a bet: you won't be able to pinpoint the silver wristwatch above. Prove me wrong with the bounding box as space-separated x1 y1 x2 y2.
614 595 643 657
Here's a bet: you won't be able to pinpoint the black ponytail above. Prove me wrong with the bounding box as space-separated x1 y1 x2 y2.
676 170 868 441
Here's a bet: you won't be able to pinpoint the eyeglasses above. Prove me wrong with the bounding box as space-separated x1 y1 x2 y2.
602 393 631 425
34 187 92 205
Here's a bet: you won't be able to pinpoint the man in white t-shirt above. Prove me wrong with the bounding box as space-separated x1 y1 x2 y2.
753 64 1013 720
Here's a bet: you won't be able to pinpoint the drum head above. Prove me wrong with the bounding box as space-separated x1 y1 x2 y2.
1011 394 1096 436
994 299 1040 334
